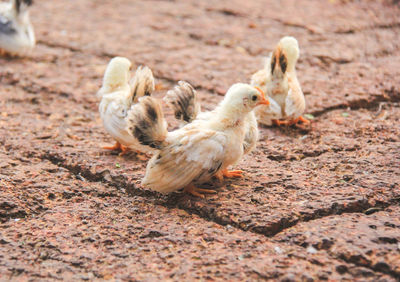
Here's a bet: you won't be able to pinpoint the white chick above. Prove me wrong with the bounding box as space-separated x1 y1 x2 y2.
163 81 261 157
251 36 309 126
0 0 35 56
127 83 269 197
98 56 155 155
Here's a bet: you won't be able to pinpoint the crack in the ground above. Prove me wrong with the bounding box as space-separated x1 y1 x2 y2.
179 195 399 238
336 252 400 279
335 21 400 34
265 145 359 162
310 87 400 117
33 149 400 241
36 151 160 200
271 17 323 34
282 209 400 280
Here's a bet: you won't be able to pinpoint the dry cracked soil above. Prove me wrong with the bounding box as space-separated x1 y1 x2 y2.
0 0 400 281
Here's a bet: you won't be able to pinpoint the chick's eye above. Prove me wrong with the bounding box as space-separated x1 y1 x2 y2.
252 95 258 101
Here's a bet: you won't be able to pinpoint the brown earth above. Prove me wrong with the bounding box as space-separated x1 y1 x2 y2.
0 0 400 280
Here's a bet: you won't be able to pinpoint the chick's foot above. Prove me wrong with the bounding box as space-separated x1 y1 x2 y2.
222 169 244 178
272 119 289 126
103 141 123 151
184 183 216 198
118 145 130 156
273 116 310 127
293 115 310 125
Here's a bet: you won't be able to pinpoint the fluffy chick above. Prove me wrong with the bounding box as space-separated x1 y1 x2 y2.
127 83 269 197
0 0 35 56
163 81 261 156
251 36 309 126
98 56 155 155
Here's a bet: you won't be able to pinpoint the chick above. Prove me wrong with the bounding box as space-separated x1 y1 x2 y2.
0 0 35 56
251 36 309 126
98 56 155 155
127 83 269 197
163 81 260 157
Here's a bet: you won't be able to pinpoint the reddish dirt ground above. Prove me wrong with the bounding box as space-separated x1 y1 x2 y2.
0 0 399 280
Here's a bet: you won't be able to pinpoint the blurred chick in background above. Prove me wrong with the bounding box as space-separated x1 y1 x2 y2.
251 36 309 126
127 83 269 197
98 57 156 156
0 0 35 56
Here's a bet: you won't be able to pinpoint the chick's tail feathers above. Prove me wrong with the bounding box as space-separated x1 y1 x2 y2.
126 96 168 151
129 65 155 103
163 81 200 124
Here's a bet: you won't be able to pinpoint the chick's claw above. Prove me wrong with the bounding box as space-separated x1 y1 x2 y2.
118 145 130 156
222 169 244 178
184 184 217 198
296 115 310 124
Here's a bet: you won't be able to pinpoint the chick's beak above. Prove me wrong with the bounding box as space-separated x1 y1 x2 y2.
255 87 270 106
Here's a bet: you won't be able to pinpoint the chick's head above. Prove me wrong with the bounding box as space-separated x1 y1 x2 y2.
271 36 299 75
222 83 269 114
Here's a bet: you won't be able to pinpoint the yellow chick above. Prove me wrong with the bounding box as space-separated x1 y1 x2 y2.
0 0 35 56
127 83 269 197
98 57 155 155
251 36 309 126
163 81 261 157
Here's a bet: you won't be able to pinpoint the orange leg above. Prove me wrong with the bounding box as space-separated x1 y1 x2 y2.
215 171 224 182
287 116 310 126
103 141 123 151
134 150 150 160
273 116 310 126
118 145 131 156
272 119 289 126
297 115 310 124
222 169 244 178
184 183 216 198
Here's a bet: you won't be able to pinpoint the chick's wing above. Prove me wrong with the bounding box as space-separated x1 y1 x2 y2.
142 128 228 193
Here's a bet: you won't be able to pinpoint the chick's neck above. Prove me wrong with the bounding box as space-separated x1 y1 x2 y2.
212 102 250 130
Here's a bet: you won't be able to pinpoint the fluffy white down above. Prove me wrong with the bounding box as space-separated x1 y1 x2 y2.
0 2 35 55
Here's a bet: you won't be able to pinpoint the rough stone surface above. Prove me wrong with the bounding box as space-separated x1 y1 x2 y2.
0 0 399 280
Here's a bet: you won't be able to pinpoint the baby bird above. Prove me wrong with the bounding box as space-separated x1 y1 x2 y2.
98 56 155 155
0 0 35 56
127 83 269 197
164 81 260 156
251 36 309 126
